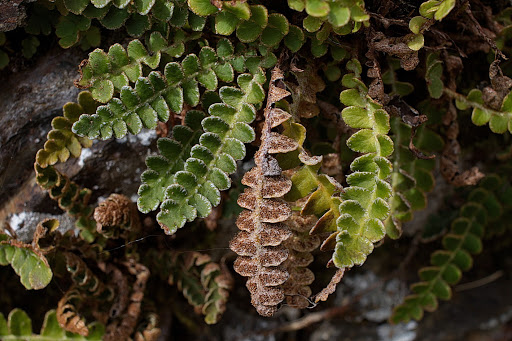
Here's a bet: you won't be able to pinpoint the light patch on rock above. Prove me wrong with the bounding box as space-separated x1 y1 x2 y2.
78 148 93 167
8 211 77 243
338 271 408 323
116 129 157 146
377 321 417 341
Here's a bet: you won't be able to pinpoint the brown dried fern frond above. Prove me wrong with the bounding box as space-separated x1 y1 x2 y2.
94 194 140 237
230 65 299 317
282 212 321 309
56 285 89 336
104 260 150 341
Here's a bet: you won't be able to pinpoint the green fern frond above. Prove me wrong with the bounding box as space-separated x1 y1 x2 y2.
156 70 265 234
36 91 97 168
0 309 104 340
391 175 510 323
137 109 205 213
0 233 52 290
385 118 444 239
280 117 343 238
333 58 394 269
76 37 165 102
286 157 343 236
447 87 512 134
72 43 247 139
78 37 242 103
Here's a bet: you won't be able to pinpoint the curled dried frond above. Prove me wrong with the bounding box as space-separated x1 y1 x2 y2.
1 308 104 340
94 194 140 237
169 251 233 324
57 286 89 336
64 252 114 300
133 313 161 341
104 260 150 341
34 164 96 242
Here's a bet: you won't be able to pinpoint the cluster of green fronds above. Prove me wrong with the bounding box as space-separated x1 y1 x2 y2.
73 43 265 141
6 0 512 332
135 70 265 234
76 36 276 104
46 0 203 48
385 118 444 239
391 175 512 323
334 58 393 269
0 309 104 340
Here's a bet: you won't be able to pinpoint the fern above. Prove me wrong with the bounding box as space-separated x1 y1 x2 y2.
50 0 199 39
72 44 247 139
0 309 104 340
34 165 96 241
282 212 321 309
391 175 511 323
0 230 53 290
168 252 232 324
230 66 298 316
154 70 266 234
406 0 457 50
448 87 512 134
78 37 266 103
147 250 232 324
333 59 394 269
288 0 369 36
76 37 165 102
286 157 343 238
36 92 97 167
137 109 205 213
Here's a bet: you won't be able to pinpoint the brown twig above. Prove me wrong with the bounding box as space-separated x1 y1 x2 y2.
464 3 507 60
